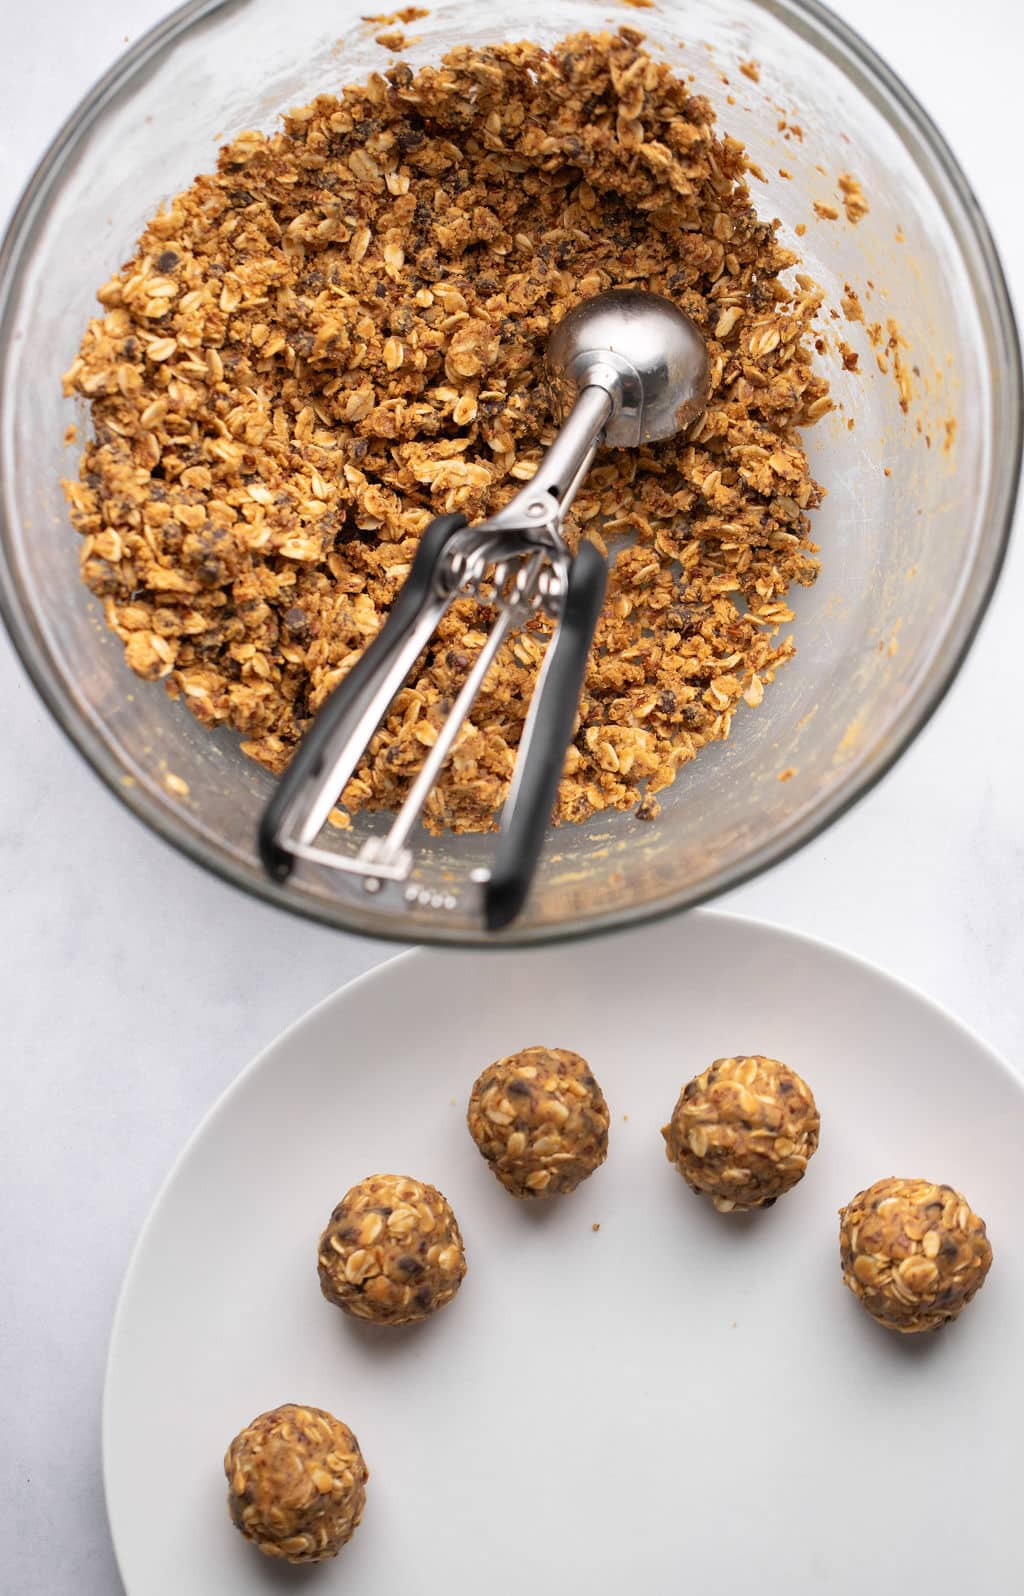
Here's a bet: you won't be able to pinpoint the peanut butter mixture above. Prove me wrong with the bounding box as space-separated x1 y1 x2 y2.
63 28 829 833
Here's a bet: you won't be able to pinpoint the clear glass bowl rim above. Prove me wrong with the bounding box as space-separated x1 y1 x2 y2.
0 0 1020 948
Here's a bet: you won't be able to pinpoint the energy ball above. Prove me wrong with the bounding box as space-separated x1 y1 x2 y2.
467 1046 609 1198
224 1403 367 1563
839 1177 993 1333
318 1173 466 1325
662 1054 819 1212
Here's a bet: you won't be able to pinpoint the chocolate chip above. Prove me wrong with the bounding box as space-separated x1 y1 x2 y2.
667 606 699 634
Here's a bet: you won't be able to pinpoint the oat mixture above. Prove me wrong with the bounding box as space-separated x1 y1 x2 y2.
467 1045 609 1197
662 1054 820 1211
318 1172 466 1323
838 1176 992 1333
63 28 829 833
225 1403 368 1563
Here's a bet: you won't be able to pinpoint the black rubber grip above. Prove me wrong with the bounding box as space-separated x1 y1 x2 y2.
258 513 467 880
485 540 608 931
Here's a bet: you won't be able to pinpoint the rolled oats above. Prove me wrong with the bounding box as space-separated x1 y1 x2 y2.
63 28 829 834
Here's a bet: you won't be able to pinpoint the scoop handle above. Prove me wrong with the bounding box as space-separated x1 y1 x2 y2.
485 540 608 931
259 513 467 880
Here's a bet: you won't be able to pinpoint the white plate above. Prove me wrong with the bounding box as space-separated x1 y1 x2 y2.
105 911 1024 1595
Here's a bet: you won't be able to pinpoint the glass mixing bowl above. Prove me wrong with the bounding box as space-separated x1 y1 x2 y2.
0 0 1019 945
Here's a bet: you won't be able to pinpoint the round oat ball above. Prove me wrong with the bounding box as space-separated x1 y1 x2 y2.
662 1054 819 1212
467 1046 609 1198
224 1403 367 1563
318 1173 466 1325
839 1176 993 1333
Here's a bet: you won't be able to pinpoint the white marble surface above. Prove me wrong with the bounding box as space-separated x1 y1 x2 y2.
0 2 1021 1589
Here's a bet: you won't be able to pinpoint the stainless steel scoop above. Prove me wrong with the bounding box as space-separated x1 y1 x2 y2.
259 289 710 930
